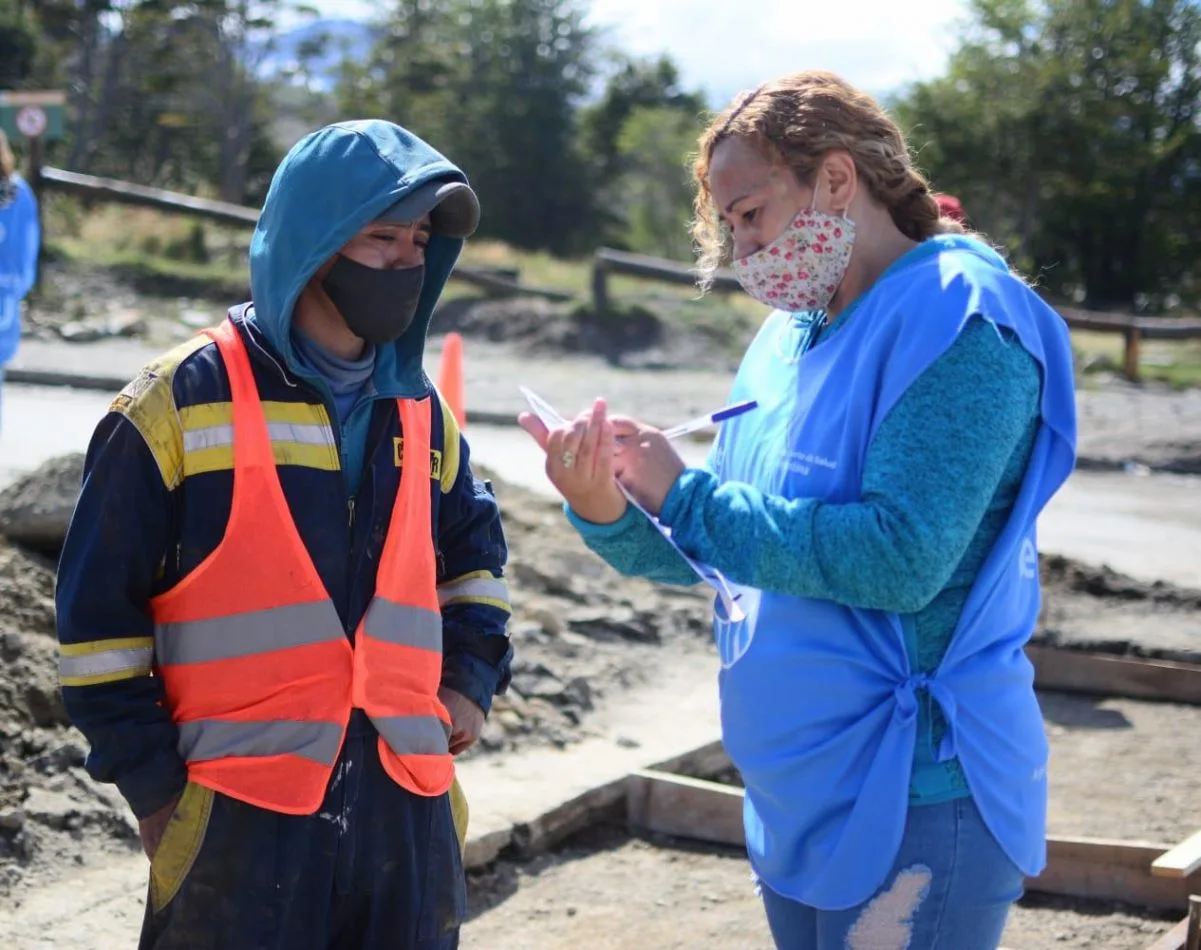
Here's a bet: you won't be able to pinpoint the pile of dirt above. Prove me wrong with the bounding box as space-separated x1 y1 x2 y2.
432 296 742 371
0 539 140 895
1035 553 1201 662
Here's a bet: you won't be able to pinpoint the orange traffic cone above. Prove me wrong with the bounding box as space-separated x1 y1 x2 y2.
438 332 467 428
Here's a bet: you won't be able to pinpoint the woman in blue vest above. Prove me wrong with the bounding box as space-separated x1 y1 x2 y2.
0 128 41 431
519 70 1076 949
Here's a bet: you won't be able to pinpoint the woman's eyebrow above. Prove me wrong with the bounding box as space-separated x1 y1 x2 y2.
724 192 755 215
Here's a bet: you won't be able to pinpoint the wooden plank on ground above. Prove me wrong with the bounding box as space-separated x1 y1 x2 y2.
624 767 1201 910
1146 916 1189 950
1027 644 1201 705
626 769 745 848
1190 894 1201 950
1153 830 1201 879
462 775 629 870
648 739 732 781
506 775 628 859
1028 836 1191 910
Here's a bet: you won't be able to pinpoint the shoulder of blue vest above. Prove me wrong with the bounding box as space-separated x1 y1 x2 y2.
427 385 461 495
108 333 215 491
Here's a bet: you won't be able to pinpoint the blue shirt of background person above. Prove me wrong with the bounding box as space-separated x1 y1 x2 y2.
0 128 41 429
520 71 1077 950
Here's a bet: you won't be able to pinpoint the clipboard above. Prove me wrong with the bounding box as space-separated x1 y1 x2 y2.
520 386 745 622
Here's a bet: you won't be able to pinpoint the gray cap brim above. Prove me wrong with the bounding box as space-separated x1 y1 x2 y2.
376 180 480 239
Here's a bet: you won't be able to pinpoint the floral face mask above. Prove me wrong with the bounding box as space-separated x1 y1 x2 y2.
731 185 856 314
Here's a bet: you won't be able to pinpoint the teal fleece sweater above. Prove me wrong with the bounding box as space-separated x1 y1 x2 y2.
568 314 1042 803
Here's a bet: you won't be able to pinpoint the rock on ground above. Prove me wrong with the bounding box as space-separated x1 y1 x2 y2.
0 454 84 556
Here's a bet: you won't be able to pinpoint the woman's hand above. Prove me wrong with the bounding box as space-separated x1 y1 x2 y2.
518 397 628 525
611 419 686 518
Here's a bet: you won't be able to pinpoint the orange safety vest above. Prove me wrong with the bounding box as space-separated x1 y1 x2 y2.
149 318 454 814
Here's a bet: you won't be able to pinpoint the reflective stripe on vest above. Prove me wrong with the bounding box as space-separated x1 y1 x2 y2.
178 719 345 765
156 600 345 665
352 389 454 796
147 317 452 814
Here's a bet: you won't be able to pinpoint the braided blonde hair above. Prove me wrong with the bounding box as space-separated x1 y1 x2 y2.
691 70 963 289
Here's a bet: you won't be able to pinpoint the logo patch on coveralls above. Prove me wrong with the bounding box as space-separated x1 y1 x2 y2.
392 437 442 481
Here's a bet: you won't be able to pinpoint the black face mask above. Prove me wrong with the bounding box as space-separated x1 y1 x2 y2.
320 256 425 346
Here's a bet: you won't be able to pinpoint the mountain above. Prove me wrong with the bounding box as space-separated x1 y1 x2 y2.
254 18 375 91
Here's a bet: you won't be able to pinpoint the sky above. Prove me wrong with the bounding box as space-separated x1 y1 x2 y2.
302 0 966 104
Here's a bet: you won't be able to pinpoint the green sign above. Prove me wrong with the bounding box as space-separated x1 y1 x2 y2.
0 91 67 141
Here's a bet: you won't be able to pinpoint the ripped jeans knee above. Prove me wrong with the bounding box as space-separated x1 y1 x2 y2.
756 799 1023 949
844 865 932 950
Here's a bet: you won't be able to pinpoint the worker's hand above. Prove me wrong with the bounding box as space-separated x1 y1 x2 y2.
518 397 628 525
611 418 686 518
439 686 485 755
138 792 182 861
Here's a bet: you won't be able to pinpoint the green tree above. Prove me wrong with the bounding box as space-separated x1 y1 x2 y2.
345 0 602 254
0 0 39 87
15 0 291 202
894 0 1201 310
581 53 706 189
613 106 702 260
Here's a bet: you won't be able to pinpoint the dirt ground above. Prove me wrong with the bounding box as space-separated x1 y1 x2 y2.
1041 691 1201 843
461 690 1201 950
462 826 1182 950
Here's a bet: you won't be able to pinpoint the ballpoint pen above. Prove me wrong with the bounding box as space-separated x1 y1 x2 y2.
521 386 757 442
659 399 758 441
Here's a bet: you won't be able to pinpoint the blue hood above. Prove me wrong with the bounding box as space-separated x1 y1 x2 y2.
248 120 467 398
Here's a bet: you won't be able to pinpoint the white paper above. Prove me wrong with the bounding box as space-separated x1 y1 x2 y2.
520 386 745 622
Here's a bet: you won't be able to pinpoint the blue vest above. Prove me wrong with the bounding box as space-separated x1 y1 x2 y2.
0 174 40 366
710 236 1077 909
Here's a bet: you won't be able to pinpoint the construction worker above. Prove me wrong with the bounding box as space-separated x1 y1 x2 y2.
55 120 513 949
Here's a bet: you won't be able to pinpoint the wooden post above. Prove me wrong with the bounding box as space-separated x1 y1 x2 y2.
591 256 610 315
1124 324 1142 382
1187 894 1200 950
23 132 44 292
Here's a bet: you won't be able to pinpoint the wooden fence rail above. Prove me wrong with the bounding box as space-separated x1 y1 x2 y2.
1058 306 1201 380
592 246 1201 382
36 166 576 303
591 247 741 313
39 166 260 226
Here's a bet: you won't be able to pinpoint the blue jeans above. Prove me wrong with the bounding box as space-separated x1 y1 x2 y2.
760 797 1024 950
